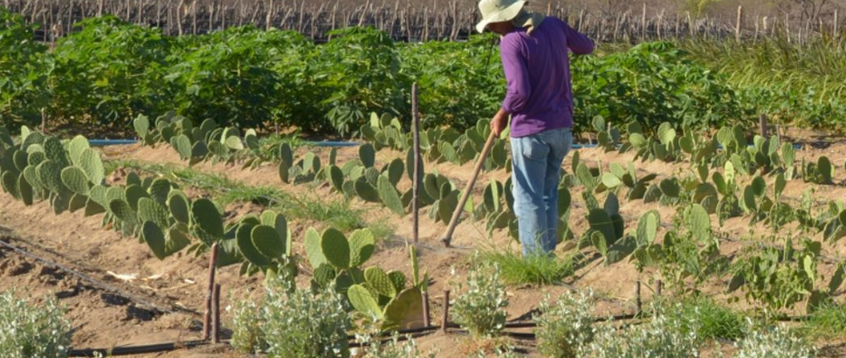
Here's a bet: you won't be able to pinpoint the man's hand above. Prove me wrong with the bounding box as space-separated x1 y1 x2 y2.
490 108 510 138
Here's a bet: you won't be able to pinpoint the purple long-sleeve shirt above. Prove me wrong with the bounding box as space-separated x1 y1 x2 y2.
500 17 595 138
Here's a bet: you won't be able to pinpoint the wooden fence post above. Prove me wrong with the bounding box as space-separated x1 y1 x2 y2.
735 5 743 42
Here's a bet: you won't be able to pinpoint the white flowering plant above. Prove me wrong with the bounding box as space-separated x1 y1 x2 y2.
535 289 596 358
451 262 509 339
0 290 72 358
734 321 816 358
582 303 700 358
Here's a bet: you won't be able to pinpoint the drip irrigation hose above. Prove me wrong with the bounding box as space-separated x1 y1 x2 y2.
0 235 200 317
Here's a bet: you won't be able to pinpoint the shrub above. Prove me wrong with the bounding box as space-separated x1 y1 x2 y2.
228 276 350 357
50 16 172 126
535 290 595 358
0 8 49 129
228 292 265 354
583 304 700 358
0 291 72 358
735 322 815 358
451 262 509 339
355 330 435 358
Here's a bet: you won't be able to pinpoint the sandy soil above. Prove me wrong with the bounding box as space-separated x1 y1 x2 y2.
1 132 845 357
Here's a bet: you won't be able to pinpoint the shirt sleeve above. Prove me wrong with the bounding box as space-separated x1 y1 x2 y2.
560 20 595 55
500 36 531 114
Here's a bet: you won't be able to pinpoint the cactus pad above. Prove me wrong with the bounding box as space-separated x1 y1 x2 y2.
321 228 351 269
61 166 90 196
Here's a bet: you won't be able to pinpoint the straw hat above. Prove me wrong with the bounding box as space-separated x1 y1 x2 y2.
475 0 528 33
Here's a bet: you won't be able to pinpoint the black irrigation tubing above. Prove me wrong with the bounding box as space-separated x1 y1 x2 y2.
0 236 201 317
69 340 215 357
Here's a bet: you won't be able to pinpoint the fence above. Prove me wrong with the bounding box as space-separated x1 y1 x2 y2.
3 0 841 44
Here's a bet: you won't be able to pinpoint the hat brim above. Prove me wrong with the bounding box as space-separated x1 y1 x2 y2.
475 0 527 33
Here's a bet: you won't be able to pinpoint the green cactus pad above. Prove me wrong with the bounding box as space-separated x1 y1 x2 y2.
251 224 285 259
636 211 659 246
165 224 191 256
43 137 68 167
348 229 375 268
84 198 106 217
174 134 192 160
348 284 383 319
237 223 270 267
167 191 190 224
1 171 19 199
68 135 90 166
18 174 33 206
659 179 680 198
329 165 344 192
321 228 351 269
134 115 150 138
36 160 64 193
79 148 105 185
365 266 397 298
378 175 405 215
278 157 290 184
191 198 224 239
437 190 459 224
687 204 711 242
588 208 616 243
383 288 424 330
109 199 137 225
124 184 148 212
148 179 172 205
138 197 170 229
355 180 381 203
359 143 376 168
60 166 90 196
141 221 168 260
68 194 87 213
305 227 328 269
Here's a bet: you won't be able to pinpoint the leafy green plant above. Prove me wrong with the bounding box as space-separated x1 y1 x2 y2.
354 327 435 358
535 290 595 358
50 16 171 126
0 291 71 358
729 238 844 313
0 8 49 129
451 262 509 339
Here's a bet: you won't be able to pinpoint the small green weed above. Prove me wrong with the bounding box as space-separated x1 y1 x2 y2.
663 296 746 342
279 194 366 232
803 302 846 339
478 249 574 286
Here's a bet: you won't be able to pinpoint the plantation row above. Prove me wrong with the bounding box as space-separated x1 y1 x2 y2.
1 114 845 355
2 8 844 136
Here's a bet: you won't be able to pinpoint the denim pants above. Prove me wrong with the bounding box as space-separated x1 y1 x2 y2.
510 127 572 256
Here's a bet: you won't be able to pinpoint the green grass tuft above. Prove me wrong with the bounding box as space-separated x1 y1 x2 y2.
477 250 574 286
804 302 846 339
663 295 746 342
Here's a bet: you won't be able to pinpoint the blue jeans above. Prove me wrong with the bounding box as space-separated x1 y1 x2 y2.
510 127 572 257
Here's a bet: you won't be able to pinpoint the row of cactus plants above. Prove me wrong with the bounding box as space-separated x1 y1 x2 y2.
1 126 437 329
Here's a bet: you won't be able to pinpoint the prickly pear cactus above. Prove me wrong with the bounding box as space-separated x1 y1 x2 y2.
60 166 90 196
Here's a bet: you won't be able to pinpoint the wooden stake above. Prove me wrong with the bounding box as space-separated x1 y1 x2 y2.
412 82 421 243
735 5 743 42
422 290 431 327
759 114 769 138
635 281 642 314
202 243 219 341
41 108 46 133
441 290 450 333
655 280 663 296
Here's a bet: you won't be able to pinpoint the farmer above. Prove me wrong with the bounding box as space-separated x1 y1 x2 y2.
476 0 594 256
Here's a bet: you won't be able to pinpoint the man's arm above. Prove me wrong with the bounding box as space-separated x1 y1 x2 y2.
500 36 531 114
561 20 595 55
